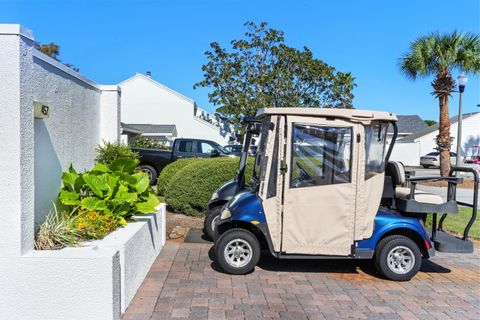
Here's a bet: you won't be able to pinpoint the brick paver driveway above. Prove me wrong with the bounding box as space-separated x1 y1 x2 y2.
123 241 480 320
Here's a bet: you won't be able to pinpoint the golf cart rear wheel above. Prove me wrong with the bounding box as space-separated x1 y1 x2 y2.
422 165 431 168
203 205 223 240
374 235 422 281
215 229 260 275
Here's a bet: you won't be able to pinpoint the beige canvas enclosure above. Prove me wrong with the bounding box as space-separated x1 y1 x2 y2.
256 108 397 256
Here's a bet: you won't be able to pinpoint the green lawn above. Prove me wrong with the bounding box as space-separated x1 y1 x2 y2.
427 206 480 240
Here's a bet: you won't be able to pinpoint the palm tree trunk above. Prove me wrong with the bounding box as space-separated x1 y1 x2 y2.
437 95 452 176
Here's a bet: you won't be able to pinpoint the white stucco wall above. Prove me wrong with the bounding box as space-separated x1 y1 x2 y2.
415 113 480 157
0 24 136 320
28 49 120 226
0 24 165 320
120 74 232 144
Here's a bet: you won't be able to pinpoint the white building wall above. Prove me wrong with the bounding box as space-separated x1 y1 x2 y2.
0 25 124 319
389 142 421 166
415 113 480 157
31 50 121 226
120 75 232 145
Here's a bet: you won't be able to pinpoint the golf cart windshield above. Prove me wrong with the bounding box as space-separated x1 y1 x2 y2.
253 116 271 181
365 121 389 179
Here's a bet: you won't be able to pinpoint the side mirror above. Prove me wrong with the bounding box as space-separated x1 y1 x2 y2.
211 149 220 157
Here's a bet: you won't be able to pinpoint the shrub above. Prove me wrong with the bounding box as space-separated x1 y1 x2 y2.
59 157 160 221
95 140 139 165
130 136 170 150
71 209 126 240
157 158 199 196
165 157 254 216
34 206 80 250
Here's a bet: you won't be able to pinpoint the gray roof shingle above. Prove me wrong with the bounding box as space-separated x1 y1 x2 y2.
388 115 428 134
126 124 177 134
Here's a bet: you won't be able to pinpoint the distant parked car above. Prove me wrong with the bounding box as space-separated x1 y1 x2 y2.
420 151 457 168
223 144 243 156
133 138 231 184
224 144 258 156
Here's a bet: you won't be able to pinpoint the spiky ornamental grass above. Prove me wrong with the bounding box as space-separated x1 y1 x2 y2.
34 205 80 250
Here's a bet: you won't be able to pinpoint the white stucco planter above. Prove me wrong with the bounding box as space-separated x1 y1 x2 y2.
0 204 166 320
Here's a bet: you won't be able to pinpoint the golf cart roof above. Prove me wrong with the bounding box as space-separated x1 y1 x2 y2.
256 108 397 122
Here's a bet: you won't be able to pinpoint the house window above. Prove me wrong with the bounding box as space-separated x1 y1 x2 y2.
290 124 352 188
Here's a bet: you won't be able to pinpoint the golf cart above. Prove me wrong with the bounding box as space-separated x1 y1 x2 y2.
213 108 478 281
203 118 261 239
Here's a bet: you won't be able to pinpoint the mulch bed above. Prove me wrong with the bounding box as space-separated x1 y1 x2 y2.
418 180 477 189
166 210 203 240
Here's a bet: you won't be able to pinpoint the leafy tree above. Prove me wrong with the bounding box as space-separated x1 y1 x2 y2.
35 41 79 72
424 120 438 126
400 31 480 176
194 22 356 124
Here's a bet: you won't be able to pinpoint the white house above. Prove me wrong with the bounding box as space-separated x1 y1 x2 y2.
399 112 480 158
119 73 235 145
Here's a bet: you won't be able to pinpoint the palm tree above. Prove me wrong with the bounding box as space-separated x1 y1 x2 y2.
400 31 480 176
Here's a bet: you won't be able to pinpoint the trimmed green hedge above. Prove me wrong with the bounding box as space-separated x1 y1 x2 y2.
164 157 254 216
157 158 198 195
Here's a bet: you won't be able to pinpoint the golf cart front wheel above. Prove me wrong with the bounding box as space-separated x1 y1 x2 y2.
215 229 260 275
374 235 422 281
203 206 222 240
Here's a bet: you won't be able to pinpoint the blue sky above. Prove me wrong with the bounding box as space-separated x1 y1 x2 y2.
1 0 479 120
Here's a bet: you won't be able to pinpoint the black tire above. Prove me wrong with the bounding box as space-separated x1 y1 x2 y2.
422 165 430 169
138 164 158 185
374 235 422 281
203 206 223 240
215 229 261 275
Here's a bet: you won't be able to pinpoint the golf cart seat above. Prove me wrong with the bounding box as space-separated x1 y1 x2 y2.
385 161 458 214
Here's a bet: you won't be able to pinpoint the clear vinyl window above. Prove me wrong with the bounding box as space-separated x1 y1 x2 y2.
364 122 388 179
290 124 352 188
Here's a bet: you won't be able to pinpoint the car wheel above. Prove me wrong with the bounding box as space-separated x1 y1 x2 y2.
203 205 223 240
139 165 157 185
422 165 430 168
374 235 422 281
215 229 261 275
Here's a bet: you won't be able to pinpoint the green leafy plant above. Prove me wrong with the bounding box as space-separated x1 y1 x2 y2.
95 140 139 165
157 158 198 196
59 157 160 220
164 157 254 216
130 136 170 150
34 206 80 250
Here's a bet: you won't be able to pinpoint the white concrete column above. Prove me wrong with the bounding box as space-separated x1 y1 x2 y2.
0 25 35 256
100 85 121 143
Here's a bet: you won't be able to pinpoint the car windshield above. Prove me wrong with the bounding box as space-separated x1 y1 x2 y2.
212 142 230 154
426 152 439 156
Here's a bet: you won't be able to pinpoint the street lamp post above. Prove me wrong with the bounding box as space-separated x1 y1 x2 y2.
455 72 468 167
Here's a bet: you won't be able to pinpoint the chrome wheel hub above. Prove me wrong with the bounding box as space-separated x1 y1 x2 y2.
224 238 253 268
211 215 219 233
141 168 152 180
387 245 415 274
